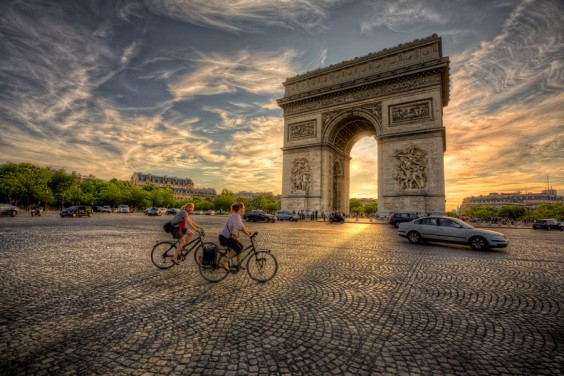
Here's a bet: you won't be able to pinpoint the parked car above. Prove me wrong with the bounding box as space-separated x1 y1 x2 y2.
166 208 179 215
275 210 299 221
0 203 18 217
532 219 563 231
102 206 112 213
146 207 161 216
60 205 93 218
389 212 419 228
398 216 509 250
204 210 216 215
243 210 277 222
91 205 104 212
117 205 130 213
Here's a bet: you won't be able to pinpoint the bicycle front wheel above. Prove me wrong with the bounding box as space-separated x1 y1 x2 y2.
151 241 176 269
199 249 230 283
247 250 278 282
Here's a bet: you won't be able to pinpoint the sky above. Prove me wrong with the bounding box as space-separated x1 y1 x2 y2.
0 0 562 210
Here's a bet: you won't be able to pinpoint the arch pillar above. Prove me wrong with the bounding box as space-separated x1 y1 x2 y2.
278 35 450 216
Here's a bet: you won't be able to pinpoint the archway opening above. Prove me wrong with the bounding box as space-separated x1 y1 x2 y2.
350 136 378 200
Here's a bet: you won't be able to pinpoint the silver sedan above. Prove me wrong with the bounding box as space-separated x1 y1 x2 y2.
398 216 509 250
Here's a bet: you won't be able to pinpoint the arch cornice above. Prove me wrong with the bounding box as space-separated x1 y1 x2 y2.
322 104 382 140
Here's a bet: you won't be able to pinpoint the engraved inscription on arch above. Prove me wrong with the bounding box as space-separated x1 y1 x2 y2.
288 121 316 140
389 99 432 125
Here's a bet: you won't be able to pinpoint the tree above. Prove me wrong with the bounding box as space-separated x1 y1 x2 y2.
364 202 378 215
214 190 235 212
497 205 526 220
349 198 363 213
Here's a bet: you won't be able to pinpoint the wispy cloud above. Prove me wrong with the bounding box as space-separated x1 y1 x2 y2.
444 0 564 206
168 49 299 99
360 0 443 34
145 0 345 33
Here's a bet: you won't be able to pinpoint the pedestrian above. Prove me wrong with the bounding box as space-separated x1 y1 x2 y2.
219 202 255 272
171 203 204 265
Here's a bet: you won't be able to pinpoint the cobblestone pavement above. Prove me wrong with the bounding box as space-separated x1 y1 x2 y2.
1 213 563 375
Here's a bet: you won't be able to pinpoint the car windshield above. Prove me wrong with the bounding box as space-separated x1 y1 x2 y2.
451 218 474 229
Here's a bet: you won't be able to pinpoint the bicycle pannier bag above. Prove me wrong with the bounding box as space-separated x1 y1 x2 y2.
163 220 174 233
202 244 217 268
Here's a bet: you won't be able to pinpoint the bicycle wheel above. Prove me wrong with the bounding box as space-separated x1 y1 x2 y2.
193 242 217 265
151 241 176 269
246 250 278 282
199 248 230 283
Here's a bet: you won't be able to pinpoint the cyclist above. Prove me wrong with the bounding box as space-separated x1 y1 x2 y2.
171 203 204 265
219 202 254 271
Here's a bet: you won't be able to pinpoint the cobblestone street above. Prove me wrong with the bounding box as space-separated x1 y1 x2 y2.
1 213 563 375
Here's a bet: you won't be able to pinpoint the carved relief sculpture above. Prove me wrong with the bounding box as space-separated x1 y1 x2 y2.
289 121 316 140
390 100 432 125
291 157 311 193
394 145 428 190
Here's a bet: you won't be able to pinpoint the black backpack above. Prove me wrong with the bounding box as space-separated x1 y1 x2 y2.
163 220 175 233
201 244 218 268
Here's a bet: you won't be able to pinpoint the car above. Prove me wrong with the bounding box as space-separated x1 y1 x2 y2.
102 206 112 213
0 203 18 217
166 208 179 215
60 205 93 218
204 210 216 215
117 205 130 213
243 210 277 223
532 219 563 231
398 216 509 250
91 205 104 212
146 207 161 216
275 210 299 221
388 212 419 228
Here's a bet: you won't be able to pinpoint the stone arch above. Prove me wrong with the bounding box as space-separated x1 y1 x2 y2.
278 35 450 215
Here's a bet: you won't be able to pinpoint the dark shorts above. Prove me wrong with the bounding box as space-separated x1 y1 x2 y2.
172 227 187 239
219 234 243 254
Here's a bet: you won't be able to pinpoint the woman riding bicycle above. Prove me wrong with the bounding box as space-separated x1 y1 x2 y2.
172 203 204 265
219 202 254 271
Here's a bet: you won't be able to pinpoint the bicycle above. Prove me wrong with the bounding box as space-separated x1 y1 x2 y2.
151 231 217 269
199 232 278 283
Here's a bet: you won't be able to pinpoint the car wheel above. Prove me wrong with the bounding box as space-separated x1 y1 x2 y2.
264 218 269 223
88 213 93 217
11 211 17 217
72 213 77 217
407 231 421 244
469 236 489 250
394 222 400 228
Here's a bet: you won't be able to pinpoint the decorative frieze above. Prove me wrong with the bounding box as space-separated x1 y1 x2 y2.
322 103 382 131
283 74 441 116
284 35 441 97
288 120 316 140
390 99 432 125
394 145 428 190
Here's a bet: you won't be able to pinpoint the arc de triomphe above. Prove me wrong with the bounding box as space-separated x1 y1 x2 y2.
277 34 450 216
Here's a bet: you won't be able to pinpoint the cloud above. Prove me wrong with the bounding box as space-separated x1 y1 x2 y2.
145 0 345 33
360 0 443 34
444 0 564 207
169 49 299 99
220 115 284 192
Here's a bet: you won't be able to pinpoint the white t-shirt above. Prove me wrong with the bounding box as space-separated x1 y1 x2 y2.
220 213 244 238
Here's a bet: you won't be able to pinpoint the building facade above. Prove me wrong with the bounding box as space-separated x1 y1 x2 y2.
130 172 216 201
459 189 562 214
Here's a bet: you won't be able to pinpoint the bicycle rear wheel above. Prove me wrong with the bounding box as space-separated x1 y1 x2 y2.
199 248 229 283
247 250 278 282
193 242 217 265
151 241 176 269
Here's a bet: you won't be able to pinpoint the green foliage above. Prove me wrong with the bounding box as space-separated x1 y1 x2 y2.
214 190 235 212
364 202 378 214
534 204 564 220
497 205 526 220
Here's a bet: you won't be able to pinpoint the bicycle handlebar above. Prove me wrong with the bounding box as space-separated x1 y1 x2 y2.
250 231 258 239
